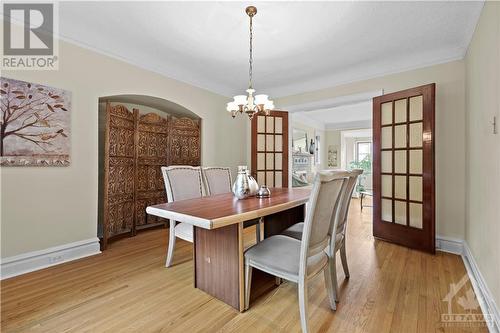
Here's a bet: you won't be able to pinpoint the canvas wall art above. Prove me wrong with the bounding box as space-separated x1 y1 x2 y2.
328 145 338 167
0 77 71 166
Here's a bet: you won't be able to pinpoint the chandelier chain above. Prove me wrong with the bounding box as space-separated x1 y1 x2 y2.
249 14 253 89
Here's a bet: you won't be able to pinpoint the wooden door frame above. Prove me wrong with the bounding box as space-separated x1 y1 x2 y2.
373 83 435 254
251 111 289 188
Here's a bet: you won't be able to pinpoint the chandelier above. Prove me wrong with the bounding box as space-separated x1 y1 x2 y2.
227 6 274 119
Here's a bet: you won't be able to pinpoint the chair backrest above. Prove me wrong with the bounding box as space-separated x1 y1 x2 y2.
201 167 232 195
325 170 352 236
161 166 203 202
299 171 347 275
334 169 363 237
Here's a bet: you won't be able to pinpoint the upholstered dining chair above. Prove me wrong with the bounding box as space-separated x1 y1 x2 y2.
281 169 363 306
201 167 262 242
161 166 204 267
201 167 232 196
244 171 348 333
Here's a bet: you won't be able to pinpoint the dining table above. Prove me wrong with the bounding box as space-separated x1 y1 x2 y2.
146 187 311 312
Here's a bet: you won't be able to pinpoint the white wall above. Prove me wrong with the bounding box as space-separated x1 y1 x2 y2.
464 1 500 311
277 60 466 239
0 34 247 258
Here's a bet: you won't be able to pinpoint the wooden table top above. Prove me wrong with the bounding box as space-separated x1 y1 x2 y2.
146 187 311 229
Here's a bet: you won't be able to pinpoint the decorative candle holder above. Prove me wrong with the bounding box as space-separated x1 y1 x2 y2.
256 185 271 198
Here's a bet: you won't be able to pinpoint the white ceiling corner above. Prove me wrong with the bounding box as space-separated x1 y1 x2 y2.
56 1 484 98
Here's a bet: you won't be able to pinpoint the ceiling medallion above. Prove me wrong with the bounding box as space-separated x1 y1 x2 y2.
227 6 274 119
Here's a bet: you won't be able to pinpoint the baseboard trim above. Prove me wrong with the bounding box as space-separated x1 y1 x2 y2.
1 238 101 280
462 242 500 333
436 235 499 331
436 235 464 255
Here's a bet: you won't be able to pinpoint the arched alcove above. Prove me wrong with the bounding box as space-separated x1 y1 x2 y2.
97 95 201 249
100 94 201 119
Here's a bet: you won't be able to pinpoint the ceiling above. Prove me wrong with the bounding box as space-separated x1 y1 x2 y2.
57 2 483 98
293 100 372 130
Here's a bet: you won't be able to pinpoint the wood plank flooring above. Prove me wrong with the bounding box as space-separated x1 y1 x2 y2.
1 198 488 332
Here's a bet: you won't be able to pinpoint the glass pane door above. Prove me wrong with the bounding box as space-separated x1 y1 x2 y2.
380 97 424 228
252 111 289 188
373 84 435 253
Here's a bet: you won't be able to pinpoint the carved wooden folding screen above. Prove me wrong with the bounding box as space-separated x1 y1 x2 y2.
135 113 169 229
169 116 201 166
103 104 135 248
102 104 201 249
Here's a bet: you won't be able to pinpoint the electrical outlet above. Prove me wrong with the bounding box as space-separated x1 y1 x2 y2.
49 255 63 263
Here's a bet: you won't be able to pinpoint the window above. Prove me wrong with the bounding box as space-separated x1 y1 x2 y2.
356 141 372 163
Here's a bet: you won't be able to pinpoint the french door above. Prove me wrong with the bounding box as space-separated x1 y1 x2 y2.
251 111 289 188
373 84 435 253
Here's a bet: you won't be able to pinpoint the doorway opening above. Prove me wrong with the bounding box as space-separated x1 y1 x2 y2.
340 128 373 210
286 92 376 234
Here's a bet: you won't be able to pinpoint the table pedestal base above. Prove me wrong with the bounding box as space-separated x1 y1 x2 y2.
193 204 305 311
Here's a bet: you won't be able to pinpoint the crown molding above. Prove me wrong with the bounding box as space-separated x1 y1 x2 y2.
2 5 479 100
56 32 465 100
462 2 486 59
55 31 467 100
271 54 466 98
54 33 232 98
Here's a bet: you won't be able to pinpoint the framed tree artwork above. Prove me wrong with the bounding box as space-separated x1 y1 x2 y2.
0 77 71 166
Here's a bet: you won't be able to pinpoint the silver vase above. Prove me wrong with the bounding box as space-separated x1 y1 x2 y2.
232 166 252 199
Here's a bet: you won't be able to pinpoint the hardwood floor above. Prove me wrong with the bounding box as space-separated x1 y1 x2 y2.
1 198 487 332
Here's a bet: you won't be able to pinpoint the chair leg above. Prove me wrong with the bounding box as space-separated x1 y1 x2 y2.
298 279 310 333
330 255 339 302
340 241 350 278
165 220 176 267
255 223 261 243
245 263 253 310
324 265 337 311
